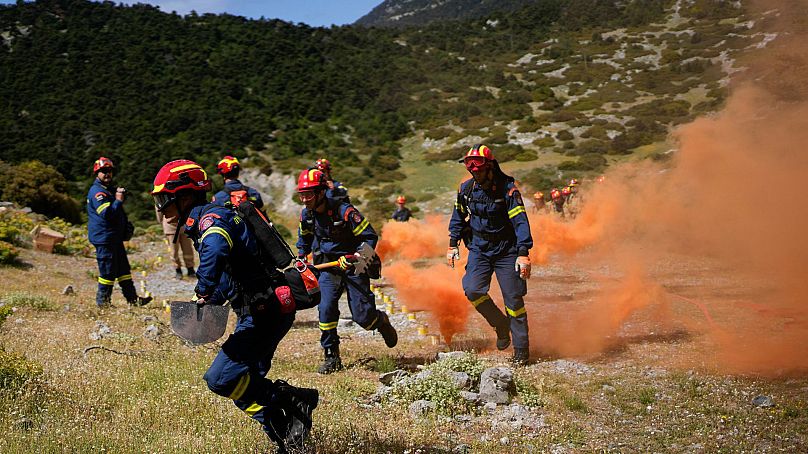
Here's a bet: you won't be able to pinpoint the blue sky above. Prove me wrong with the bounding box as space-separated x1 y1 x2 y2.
0 1 384 26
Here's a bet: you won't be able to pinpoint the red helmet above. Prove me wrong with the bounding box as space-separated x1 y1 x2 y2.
534 191 544 199
315 158 331 172
396 195 406 204
297 168 327 192
460 144 494 162
562 186 572 196
596 175 606 183
568 178 579 187
93 157 114 174
152 160 211 211
550 188 562 199
216 156 240 175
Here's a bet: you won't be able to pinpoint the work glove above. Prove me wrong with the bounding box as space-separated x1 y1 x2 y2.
337 255 356 271
515 256 531 280
447 247 460 268
192 294 209 307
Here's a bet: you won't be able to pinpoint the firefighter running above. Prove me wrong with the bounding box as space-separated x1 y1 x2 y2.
151 160 317 453
86 157 152 308
211 155 264 208
295 168 398 374
447 144 534 365
550 187 565 218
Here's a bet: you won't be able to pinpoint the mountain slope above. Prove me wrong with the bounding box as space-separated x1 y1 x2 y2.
355 0 540 28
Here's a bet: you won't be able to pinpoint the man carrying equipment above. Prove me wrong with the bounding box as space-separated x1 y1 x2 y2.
211 155 264 208
447 144 533 365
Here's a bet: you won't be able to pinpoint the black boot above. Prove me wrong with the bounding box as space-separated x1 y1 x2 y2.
495 324 511 351
377 312 398 348
186 267 196 278
317 346 343 375
276 380 319 450
511 348 530 366
128 295 153 307
174 268 183 280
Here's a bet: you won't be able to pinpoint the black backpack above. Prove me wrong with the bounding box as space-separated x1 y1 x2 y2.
236 201 321 309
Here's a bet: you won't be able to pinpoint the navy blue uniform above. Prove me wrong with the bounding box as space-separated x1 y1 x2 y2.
212 179 264 209
326 180 349 204
392 207 412 222
296 199 381 349
86 179 136 306
184 203 294 439
448 177 533 350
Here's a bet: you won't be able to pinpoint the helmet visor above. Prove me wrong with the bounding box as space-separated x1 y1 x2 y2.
298 191 317 203
464 156 487 171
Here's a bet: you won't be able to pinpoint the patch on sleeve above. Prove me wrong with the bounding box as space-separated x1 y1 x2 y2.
185 217 195 228
94 191 107 202
199 215 216 232
352 212 363 224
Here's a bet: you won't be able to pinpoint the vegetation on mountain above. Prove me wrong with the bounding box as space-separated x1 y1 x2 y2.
0 0 749 222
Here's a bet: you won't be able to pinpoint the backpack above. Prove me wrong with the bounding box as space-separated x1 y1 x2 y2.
228 189 248 207
236 201 321 309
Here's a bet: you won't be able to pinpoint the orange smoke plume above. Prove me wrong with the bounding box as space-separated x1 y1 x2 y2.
377 215 448 260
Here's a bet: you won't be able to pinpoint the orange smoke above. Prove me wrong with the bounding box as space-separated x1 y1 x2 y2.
385 262 469 343
377 215 447 260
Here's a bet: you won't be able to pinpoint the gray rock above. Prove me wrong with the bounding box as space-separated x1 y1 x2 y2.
144 324 160 340
602 384 616 394
369 385 392 404
547 359 593 375
89 332 101 341
500 437 510 445
459 391 480 404
379 369 408 386
409 399 436 418
437 351 468 362
141 315 156 323
479 367 513 404
415 369 433 381
483 402 497 414
95 321 111 336
450 371 470 389
752 395 774 407
62 285 74 296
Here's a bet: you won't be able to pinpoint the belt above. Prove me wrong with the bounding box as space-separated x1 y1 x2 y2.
473 229 516 242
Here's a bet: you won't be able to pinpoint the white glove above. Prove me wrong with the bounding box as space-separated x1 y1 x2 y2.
447 247 460 268
515 256 531 280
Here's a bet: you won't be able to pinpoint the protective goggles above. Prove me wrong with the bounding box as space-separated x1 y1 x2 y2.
97 167 114 174
153 193 176 211
464 156 488 171
298 191 317 202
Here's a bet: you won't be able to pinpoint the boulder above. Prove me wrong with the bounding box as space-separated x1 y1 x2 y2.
409 399 436 418
479 367 514 404
379 369 408 386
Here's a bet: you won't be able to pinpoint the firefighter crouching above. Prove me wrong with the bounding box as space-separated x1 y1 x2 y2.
211 155 264 208
295 168 398 374
86 157 152 308
447 144 533 365
151 160 317 453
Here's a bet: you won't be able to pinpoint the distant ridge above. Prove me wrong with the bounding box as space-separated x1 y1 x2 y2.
355 0 540 28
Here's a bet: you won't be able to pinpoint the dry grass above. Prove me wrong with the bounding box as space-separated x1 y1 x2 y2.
1 244 807 453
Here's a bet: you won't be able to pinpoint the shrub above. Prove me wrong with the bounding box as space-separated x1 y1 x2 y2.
532 137 555 148
0 346 43 391
0 305 12 327
558 153 608 171
425 146 466 162
0 161 81 223
0 240 19 265
2 292 56 311
425 127 454 140
0 211 36 247
556 130 574 141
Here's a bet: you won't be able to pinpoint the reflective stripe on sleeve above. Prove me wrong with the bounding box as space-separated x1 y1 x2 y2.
200 227 233 249
96 202 110 214
352 218 369 236
244 402 264 416
508 206 526 218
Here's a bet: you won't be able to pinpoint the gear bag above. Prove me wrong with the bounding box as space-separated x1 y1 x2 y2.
236 201 321 309
228 189 248 207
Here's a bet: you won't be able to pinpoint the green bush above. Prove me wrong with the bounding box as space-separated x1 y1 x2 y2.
0 346 43 391
558 153 607 171
425 127 454 140
0 161 81 223
0 211 36 247
0 241 19 265
424 146 466 162
556 130 574 141
0 305 12 327
532 136 555 148
2 292 55 311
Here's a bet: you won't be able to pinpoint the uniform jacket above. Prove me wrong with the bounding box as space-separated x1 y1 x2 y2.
392 207 412 222
211 179 264 209
449 176 533 257
326 180 349 204
86 179 128 245
296 199 377 258
185 203 266 304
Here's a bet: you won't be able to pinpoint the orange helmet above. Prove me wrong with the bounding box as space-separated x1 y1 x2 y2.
568 178 579 187
315 158 332 172
297 168 327 192
534 191 544 199
562 186 572 196
550 188 562 200
216 156 240 175
396 195 406 204
93 157 114 174
152 160 211 211
596 175 606 183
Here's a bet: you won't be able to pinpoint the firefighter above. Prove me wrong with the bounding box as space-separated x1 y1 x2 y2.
532 191 546 214
295 168 397 374
565 179 581 219
155 205 195 279
86 157 152 308
550 187 565 218
391 195 412 222
211 155 264 208
447 144 533 365
152 160 317 452
315 158 349 203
